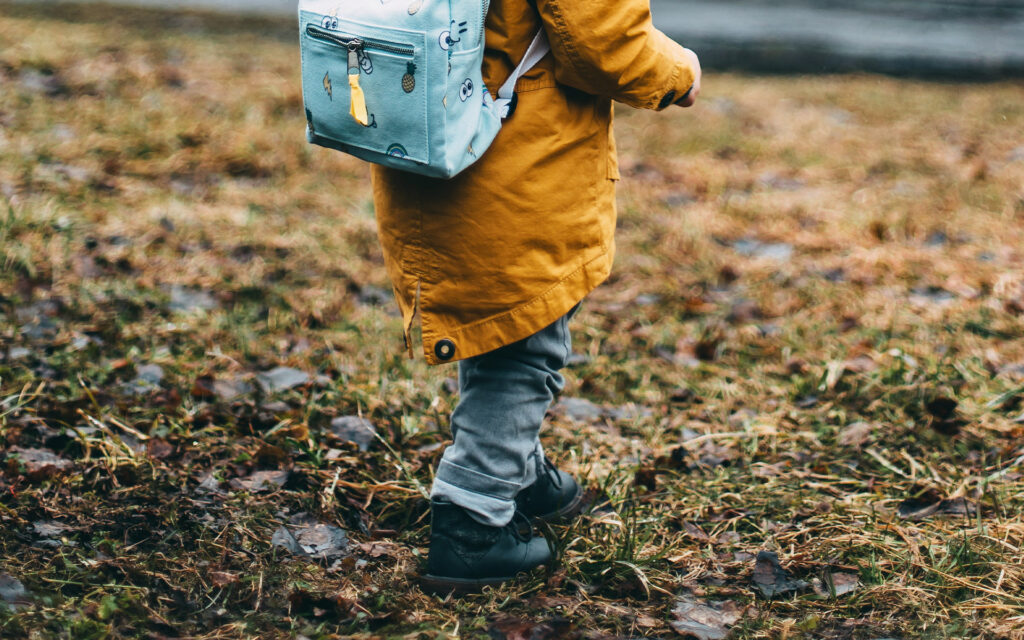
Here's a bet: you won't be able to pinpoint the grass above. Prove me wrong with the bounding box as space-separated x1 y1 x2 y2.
2 2 1024 639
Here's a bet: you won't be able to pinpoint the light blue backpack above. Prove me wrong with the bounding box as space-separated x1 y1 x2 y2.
298 0 548 179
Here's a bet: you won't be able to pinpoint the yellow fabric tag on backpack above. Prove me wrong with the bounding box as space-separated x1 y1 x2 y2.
348 73 369 127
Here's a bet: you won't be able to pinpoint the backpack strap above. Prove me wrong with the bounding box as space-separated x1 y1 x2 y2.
495 28 550 119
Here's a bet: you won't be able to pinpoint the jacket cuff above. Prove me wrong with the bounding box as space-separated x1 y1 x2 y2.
654 55 695 111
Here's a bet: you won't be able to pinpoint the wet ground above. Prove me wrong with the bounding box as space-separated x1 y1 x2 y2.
17 0 1024 77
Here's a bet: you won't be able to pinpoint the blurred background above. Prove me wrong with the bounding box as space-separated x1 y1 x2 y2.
2 1 1024 638
21 0 1024 78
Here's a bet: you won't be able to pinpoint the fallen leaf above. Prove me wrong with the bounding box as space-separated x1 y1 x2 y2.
751 551 809 599
146 438 174 460
271 526 304 554
554 397 605 423
696 442 740 468
487 615 573 640
758 173 805 192
662 190 696 208
357 541 400 558
670 592 751 639
726 299 762 324
812 571 860 598
0 574 32 607
121 364 165 396
230 470 289 492
5 447 73 481
196 470 224 493
352 284 393 307
293 523 350 559
135 364 164 385
843 355 878 373
751 461 788 478
19 69 68 97
733 238 794 261
329 416 377 451
605 403 654 422
838 421 874 448
209 571 239 588
936 497 978 517
256 367 310 393
274 523 350 559
896 487 944 520
527 595 575 610
718 531 741 545
213 377 254 401
670 388 699 404
634 613 661 628
33 521 72 538
254 443 290 468
287 589 355 618
896 491 977 520
682 522 712 543
169 285 217 313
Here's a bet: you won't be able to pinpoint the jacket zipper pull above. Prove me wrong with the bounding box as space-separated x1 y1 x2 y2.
347 40 369 126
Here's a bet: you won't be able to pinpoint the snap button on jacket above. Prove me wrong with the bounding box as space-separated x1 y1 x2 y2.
371 0 696 365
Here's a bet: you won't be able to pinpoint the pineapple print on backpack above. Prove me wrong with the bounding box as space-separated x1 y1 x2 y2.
402 62 416 93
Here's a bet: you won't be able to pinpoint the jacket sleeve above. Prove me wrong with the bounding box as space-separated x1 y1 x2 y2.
534 0 695 110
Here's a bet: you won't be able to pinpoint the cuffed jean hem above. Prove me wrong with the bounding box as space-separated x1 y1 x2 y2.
431 444 545 527
431 477 516 527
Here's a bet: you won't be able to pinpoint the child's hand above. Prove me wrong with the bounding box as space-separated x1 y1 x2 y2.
675 48 702 108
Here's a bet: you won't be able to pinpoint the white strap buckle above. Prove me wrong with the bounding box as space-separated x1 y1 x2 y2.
496 29 550 120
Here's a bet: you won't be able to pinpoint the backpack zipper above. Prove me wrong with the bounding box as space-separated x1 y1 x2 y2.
305 25 414 57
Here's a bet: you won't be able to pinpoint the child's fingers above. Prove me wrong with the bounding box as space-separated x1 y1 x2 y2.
675 48 702 108
676 87 698 108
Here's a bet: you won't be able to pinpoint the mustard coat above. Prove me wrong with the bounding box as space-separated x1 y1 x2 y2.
371 0 696 365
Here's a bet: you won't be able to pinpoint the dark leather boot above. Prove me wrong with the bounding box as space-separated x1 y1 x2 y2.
515 457 584 524
420 500 552 595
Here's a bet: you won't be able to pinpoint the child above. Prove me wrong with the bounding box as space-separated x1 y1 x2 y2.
370 0 701 593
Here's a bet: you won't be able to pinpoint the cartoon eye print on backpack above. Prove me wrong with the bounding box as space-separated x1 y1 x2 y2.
320 15 339 30
439 20 468 50
459 78 474 101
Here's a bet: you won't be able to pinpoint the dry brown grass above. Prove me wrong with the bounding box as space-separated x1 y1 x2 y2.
2 3 1024 639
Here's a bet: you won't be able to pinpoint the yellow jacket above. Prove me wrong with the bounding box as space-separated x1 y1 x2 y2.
371 0 696 365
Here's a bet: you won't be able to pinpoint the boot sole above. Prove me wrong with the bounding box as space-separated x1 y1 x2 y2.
418 572 524 596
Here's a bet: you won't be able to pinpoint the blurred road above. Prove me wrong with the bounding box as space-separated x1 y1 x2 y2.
651 0 1024 78
16 0 1024 77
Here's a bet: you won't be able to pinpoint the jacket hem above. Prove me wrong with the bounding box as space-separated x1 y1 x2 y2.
421 247 614 365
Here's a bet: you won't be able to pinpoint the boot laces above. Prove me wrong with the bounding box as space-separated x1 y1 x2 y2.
508 511 534 543
541 456 563 489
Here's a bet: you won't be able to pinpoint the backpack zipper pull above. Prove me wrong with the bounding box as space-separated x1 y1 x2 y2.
347 39 369 126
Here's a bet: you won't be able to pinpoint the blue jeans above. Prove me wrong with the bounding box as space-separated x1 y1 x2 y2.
430 305 579 526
